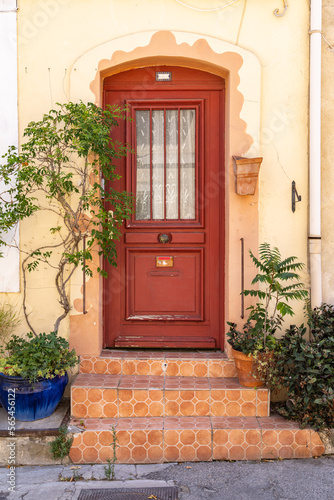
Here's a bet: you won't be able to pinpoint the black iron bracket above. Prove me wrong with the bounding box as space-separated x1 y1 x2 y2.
292 181 301 213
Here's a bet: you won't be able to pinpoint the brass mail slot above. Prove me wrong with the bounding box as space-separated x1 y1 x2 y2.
156 256 173 268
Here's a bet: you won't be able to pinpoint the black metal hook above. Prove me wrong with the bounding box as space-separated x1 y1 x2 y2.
292 181 301 213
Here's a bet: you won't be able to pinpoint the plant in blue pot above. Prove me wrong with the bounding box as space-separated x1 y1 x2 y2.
0 331 78 421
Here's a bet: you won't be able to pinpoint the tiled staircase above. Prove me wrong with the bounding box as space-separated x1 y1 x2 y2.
69 350 325 464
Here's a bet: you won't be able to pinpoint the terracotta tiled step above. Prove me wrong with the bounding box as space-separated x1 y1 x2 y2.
79 350 237 378
71 374 269 419
69 415 325 464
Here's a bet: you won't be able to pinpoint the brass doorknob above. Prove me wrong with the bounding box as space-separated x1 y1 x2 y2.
158 233 171 244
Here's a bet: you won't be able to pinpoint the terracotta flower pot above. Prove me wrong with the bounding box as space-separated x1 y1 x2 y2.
231 348 265 388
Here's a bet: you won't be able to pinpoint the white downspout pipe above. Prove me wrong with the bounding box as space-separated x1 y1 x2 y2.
309 0 322 308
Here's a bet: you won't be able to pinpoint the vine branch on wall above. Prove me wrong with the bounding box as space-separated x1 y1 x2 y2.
0 102 133 335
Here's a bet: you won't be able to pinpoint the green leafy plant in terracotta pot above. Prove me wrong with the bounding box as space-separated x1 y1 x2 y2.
226 243 308 387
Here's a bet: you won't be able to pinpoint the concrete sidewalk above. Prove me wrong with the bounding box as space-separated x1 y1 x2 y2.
1 457 333 500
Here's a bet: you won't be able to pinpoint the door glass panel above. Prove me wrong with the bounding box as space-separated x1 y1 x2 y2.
166 110 179 219
152 110 164 219
135 110 151 220
180 109 196 219
135 107 196 222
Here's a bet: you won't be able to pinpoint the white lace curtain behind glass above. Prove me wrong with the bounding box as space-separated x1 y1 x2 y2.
135 109 196 220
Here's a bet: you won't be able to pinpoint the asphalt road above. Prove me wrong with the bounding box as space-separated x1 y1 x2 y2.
145 457 334 500
0 457 333 500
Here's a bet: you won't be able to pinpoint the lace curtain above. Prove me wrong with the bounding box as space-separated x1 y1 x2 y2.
135 108 196 220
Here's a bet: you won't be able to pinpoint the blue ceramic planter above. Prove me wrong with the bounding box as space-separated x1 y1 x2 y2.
0 372 68 421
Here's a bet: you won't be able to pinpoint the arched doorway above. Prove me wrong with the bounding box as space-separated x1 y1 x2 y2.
103 65 225 349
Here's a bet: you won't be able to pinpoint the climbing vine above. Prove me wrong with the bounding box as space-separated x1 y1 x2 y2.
0 101 132 334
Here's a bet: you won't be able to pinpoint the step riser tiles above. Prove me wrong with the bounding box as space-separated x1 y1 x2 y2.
69 416 325 464
71 375 269 419
70 351 326 464
79 352 237 378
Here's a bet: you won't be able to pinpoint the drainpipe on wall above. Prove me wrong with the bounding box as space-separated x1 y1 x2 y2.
309 0 322 309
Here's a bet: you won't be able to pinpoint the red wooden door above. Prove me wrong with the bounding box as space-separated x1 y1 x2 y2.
103 67 224 349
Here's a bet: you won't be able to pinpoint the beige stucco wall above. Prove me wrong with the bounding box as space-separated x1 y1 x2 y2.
321 0 334 304
0 0 311 352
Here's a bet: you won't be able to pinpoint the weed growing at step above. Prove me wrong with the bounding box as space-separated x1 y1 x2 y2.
50 425 73 461
104 425 118 480
59 467 84 482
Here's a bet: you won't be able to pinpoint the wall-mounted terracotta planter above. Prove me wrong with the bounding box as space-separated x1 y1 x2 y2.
232 156 263 195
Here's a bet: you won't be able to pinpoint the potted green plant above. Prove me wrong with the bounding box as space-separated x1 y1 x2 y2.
0 332 79 421
226 243 308 387
226 309 280 387
0 102 132 420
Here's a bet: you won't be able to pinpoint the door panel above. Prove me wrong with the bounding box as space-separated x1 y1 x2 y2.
126 249 203 320
103 66 224 349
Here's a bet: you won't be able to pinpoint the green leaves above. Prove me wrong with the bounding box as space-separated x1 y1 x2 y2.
226 320 273 355
0 101 133 333
0 331 79 383
245 243 308 342
50 425 73 461
0 302 21 343
227 243 308 355
274 312 334 430
248 243 308 304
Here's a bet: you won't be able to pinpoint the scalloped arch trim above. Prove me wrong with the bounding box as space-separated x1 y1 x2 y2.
87 31 254 155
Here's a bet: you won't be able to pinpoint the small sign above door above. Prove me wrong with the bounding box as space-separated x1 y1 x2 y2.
156 256 174 268
155 71 172 82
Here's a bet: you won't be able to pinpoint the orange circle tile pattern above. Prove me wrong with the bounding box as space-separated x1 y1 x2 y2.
72 374 269 419
79 352 237 378
164 428 212 462
261 428 313 459
69 352 325 465
70 427 164 464
69 416 325 464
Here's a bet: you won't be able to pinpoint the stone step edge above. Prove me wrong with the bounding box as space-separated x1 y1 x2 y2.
79 352 237 378
68 415 325 464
